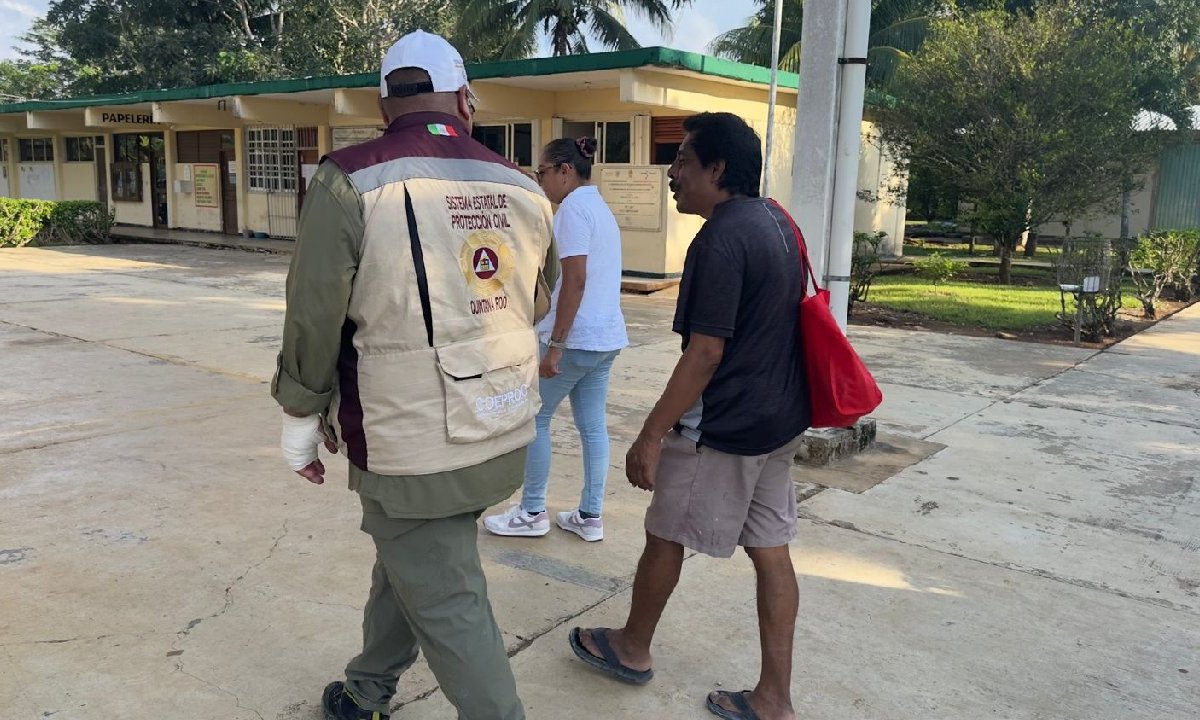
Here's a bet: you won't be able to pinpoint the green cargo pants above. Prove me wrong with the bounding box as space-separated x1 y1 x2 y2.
343 497 524 719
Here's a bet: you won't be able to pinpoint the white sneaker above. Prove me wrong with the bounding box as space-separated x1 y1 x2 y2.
483 505 549 537
556 510 604 542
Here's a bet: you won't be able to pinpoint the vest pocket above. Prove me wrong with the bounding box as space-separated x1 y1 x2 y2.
436 331 539 443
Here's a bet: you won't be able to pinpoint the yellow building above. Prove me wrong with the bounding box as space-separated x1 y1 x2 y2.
0 48 906 278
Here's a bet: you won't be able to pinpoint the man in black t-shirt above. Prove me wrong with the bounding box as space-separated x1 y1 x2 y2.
568 113 809 720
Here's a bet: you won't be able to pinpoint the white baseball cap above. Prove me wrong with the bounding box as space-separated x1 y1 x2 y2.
379 30 476 100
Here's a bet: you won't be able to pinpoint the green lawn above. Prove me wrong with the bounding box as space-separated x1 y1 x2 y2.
902 242 1060 259
865 275 1140 330
952 266 1058 282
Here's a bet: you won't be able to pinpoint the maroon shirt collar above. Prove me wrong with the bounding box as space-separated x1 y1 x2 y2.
385 112 469 137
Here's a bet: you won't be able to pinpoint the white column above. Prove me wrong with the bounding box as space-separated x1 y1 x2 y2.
789 0 848 296
826 0 871 329
790 0 871 332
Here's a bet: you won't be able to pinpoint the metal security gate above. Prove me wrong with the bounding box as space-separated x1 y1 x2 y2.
267 185 298 238
247 125 299 239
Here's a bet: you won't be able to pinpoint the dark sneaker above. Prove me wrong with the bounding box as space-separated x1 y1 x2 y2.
322 681 389 720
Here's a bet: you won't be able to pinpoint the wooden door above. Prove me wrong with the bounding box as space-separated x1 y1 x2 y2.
95 145 109 206
219 149 238 235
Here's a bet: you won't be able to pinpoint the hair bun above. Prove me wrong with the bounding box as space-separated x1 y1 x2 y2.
575 137 597 160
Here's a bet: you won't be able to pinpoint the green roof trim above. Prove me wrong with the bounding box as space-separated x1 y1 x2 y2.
0 47 885 115
468 47 803 88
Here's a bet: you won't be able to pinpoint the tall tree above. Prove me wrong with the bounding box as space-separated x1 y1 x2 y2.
708 0 941 85
1081 0 1200 123
0 61 68 101
277 0 461 75
13 0 517 95
458 0 691 59
20 1 284 95
879 4 1169 283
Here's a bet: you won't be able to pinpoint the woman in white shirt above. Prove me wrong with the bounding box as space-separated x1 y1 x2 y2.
485 137 628 542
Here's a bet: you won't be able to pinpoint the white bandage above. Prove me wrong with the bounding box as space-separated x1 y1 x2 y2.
281 413 325 471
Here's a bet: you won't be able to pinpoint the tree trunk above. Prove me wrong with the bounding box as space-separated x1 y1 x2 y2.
1024 233 1040 257
1120 190 1132 239
1015 199 1034 254
999 243 1013 285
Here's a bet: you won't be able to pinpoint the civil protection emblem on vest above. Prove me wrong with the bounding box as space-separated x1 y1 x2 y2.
459 231 514 295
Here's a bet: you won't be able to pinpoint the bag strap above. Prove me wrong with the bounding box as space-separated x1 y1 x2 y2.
767 198 821 294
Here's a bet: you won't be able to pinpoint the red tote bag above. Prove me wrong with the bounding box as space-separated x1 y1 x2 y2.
768 199 882 428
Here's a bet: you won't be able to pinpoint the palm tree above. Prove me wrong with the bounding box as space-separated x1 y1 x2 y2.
708 0 939 86
458 0 694 59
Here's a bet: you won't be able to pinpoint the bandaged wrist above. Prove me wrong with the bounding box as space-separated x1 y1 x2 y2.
281 413 324 471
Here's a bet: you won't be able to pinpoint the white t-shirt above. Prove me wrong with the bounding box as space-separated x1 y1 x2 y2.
537 185 629 352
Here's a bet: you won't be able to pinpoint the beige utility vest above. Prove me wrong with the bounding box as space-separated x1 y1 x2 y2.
327 135 554 476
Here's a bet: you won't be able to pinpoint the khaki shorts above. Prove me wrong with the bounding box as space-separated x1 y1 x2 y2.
644 431 803 558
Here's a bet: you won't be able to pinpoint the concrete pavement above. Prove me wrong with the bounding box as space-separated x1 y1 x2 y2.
0 244 1196 720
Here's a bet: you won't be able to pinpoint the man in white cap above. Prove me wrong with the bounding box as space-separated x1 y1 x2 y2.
272 29 557 720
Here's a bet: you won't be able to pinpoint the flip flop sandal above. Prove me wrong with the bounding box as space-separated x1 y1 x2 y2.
568 627 654 685
706 689 761 720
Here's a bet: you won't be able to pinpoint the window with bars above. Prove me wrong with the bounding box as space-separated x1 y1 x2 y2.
246 127 298 193
65 137 95 162
0 138 8 162
18 138 55 162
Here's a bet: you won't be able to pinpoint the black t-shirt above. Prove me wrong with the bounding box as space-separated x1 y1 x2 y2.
673 195 811 455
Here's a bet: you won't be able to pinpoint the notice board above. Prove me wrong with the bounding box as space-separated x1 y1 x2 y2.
193 164 219 208
598 166 665 233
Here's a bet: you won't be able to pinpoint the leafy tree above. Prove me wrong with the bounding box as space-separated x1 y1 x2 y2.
879 5 1168 284
12 0 525 94
277 0 459 75
708 0 941 85
19 1 284 95
0 61 68 101
1080 0 1200 124
904 159 962 222
458 0 692 59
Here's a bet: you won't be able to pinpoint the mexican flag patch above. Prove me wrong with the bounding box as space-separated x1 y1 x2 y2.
427 123 458 137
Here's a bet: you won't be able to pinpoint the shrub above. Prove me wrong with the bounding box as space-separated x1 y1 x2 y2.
912 252 968 285
41 201 115 245
0 198 114 248
0 198 54 247
1129 229 1200 318
849 231 886 312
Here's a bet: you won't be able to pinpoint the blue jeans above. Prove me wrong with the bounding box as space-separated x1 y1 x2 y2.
521 346 620 517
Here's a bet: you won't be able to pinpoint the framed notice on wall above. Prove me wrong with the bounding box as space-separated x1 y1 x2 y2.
598 167 665 232
193 164 219 208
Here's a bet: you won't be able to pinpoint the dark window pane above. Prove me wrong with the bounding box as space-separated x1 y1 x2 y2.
561 121 594 141
513 123 533 166
472 125 507 158
604 122 631 163
654 143 678 165
66 137 94 162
